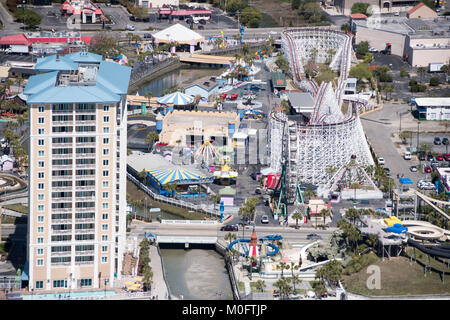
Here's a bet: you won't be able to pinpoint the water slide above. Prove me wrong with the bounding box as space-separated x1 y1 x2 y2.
228 236 281 257
407 238 450 259
414 190 450 221
401 220 450 240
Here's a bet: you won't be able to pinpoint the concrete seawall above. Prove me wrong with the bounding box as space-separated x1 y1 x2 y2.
215 240 241 300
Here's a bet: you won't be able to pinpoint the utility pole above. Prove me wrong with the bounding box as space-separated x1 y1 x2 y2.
416 121 420 151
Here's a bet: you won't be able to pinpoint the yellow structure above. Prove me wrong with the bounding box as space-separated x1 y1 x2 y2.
384 216 403 227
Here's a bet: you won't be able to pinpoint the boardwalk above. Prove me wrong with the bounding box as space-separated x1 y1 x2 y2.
149 245 170 300
179 54 236 66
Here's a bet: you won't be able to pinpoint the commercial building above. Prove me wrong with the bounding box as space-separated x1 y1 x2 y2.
23 49 131 292
333 0 418 15
407 2 438 19
287 91 315 114
353 15 450 66
184 76 219 102
61 0 103 24
135 0 179 8
413 97 450 120
159 110 240 147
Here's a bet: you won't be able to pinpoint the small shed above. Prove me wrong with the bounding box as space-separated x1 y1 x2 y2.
271 72 286 92
0 155 14 171
184 76 219 101
219 186 236 206
407 3 437 19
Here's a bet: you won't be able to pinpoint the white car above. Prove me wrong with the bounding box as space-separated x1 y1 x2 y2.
368 47 378 53
261 215 269 224
126 25 135 31
378 157 385 165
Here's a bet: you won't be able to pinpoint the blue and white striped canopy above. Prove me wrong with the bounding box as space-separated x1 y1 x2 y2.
148 168 203 185
156 92 195 106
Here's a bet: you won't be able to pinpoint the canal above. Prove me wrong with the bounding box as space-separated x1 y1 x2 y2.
134 65 234 300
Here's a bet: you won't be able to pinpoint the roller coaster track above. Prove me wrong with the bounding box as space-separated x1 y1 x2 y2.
415 190 450 221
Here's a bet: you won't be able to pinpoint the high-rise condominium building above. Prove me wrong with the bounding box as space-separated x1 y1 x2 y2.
23 50 131 292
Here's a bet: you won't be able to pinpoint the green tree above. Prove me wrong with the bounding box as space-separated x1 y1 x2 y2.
320 208 330 225
13 9 42 27
277 261 288 277
429 77 440 86
142 265 153 291
288 274 302 293
240 7 262 28
292 212 303 229
340 23 350 32
417 67 426 82
90 34 121 58
351 2 371 16
275 55 290 73
273 278 292 299
145 131 159 152
254 279 266 292
315 260 343 286
356 41 369 57
349 63 372 81
224 232 237 244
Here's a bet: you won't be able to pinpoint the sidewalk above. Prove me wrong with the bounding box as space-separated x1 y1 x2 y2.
148 244 169 300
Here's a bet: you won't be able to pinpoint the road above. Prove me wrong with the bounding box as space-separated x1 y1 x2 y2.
129 221 336 242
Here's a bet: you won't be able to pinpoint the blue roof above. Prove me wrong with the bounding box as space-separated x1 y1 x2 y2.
399 178 413 185
25 52 131 104
35 55 78 71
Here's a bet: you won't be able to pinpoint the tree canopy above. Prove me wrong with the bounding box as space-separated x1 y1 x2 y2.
89 34 122 59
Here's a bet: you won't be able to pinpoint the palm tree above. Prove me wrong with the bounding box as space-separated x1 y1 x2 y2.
288 274 302 294
144 92 153 112
273 278 292 299
417 67 426 82
143 265 153 291
303 189 317 201
325 165 337 178
145 131 159 152
254 279 266 293
320 208 330 225
292 212 303 229
345 207 360 225
277 261 288 277
224 232 237 244
209 194 221 211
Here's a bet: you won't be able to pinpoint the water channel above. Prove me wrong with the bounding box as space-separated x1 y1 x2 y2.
135 65 234 300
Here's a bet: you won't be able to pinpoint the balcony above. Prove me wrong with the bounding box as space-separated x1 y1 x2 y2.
75 260 94 265
51 229 72 235
51 261 71 266
75 229 95 234
51 218 72 224
52 186 72 191
51 251 71 257
75 196 95 201
53 121 73 126
75 164 95 169
52 164 72 170
75 153 96 158
75 207 95 212
52 153 73 159
75 175 95 180
75 142 96 147
75 109 95 113
52 109 73 114
75 250 94 255
51 207 72 213
52 197 73 203
52 176 73 181
76 185 95 190
52 142 72 148
75 218 95 223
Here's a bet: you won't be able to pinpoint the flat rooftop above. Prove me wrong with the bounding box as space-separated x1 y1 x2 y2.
414 97 450 107
163 110 239 128
355 16 450 39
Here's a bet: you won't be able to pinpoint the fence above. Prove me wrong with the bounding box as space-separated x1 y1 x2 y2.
128 57 181 89
205 41 268 56
126 171 218 216
0 275 21 290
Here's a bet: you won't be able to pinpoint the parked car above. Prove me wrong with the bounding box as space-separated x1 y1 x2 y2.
106 2 111 6
126 24 135 31
434 137 441 145
410 165 418 172
444 153 450 161
418 152 426 161
431 160 439 167
220 224 238 231
198 25 205 30
436 154 444 161
144 33 152 39
378 157 385 165
261 215 269 224
307 233 322 240
427 153 434 161
384 167 391 176
368 47 378 53
443 138 449 146
425 166 432 173
255 188 262 195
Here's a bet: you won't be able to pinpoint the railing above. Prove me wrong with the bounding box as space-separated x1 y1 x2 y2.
51 229 72 234
52 207 72 213
52 154 73 159
129 57 180 88
126 170 217 216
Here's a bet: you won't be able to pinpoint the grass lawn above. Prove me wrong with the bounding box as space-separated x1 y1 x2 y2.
343 256 450 296
127 180 208 220
3 204 28 214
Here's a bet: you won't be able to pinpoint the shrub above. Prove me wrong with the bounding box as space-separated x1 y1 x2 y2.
409 79 418 86
429 77 440 86
400 69 408 78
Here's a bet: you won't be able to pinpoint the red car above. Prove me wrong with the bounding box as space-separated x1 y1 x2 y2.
229 93 239 101
444 154 450 161
436 155 444 161
220 93 227 100
425 166 432 173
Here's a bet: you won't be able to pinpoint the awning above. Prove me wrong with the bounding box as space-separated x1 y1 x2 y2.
21 261 29 281
399 178 413 185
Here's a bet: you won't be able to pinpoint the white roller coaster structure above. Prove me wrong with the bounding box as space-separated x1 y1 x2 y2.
269 28 374 203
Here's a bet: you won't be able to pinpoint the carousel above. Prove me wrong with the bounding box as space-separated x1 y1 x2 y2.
156 91 195 114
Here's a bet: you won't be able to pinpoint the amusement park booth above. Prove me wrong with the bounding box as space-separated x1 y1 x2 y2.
219 186 236 206
152 24 204 53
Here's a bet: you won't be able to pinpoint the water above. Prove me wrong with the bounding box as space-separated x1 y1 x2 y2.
130 205 182 221
137 66 225 97
160 249 233 300
22 290 117 300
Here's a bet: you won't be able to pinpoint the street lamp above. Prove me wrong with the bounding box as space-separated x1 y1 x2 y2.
144 196 147 222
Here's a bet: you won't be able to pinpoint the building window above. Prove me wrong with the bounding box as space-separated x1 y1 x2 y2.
38 139 44 146
102 181 109 188
102 203 108 209
38 183 44 190
102 213 108 220
38 194 44 201
38 106 45 113
38 226 44 233
53 280 67 288
38 150 44 157
102 235 108 241
102 224 108 231
80 278 92 287
103 105 110 112
101 246 108 253
103 159 109 166
103 138 109 145
101 256 108 263
37 205 44 212
37 237 44 243
38 128 45 135
35 281 43 289
38 117 45 124
102 192 109 199
37 215 44 222
102 170 109 177
103 116 109 123
38 172 44 179
103 127 109 133
37 259 44 266
38 161 44 168
103 149 109 156
37 248 44 255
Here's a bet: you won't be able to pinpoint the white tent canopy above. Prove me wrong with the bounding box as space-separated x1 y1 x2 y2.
152 23 204 45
